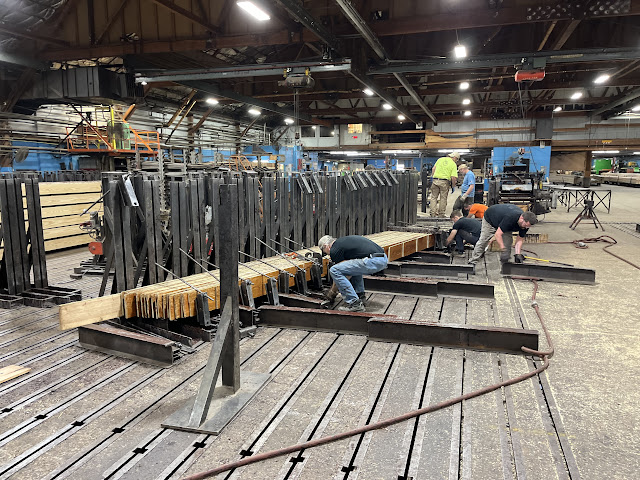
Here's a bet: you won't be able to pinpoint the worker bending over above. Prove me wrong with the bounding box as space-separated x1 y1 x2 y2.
452 164 475 212
446 210 481 255
465 203 488 219
468 204 538 265
318 234 388 312
430 151 460 217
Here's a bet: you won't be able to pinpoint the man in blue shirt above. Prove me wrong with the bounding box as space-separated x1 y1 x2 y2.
452 164 475 212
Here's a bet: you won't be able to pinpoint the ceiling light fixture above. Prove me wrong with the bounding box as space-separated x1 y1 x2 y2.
632 104 640 112
459 81 470 90
284 118 294 124
553 106 562 112
454 44 467 58
398 114 405 121
312 126 317 130
438 149 471 153
363 88 374 96
382 103 393 110
462 98 471 105
594 74 610 84
206 98 219 105
140 81 148 86
237 1 270 21
592 150 619 154
464 110 472 117
248 108 261 116
571 92 583 100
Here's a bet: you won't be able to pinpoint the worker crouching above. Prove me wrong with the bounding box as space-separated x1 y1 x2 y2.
318 235 388 312
446 210 481 254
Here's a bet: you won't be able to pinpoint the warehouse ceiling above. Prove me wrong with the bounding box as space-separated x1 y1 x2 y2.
2 0 640 133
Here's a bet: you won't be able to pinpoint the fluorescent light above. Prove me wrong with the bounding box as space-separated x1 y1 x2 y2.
571 92 583 100
332 130 336 135
382 103 392 110
140 81 148 86
397 114 406 121
594 74 610 84
592 150 619 154
459 81 470 90
632 105 640 112
382 150 417 154
454 44 467 58
464 110 472 117
206 98 219 105
329 151 371 156
237 1 270 21
248 108 261 116
312 126 317 130
462 98 471 105
634 152 640 155
363 88 374 96
284 118 294 124
438 149 471 153
553 106 562 112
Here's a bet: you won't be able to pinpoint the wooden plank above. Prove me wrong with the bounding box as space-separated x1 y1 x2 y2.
59 294 124 330
42 215 86 230
37 181 102 195
41 203 96 218
30 192 101 208
44 233 93 251
0 365 31 384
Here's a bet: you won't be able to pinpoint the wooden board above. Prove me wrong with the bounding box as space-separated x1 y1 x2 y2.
0 365 31 384
44 234 93 251
59 294 124 330
37 181 102 195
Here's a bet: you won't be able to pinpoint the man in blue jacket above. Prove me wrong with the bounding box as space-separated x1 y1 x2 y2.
452 164 475 212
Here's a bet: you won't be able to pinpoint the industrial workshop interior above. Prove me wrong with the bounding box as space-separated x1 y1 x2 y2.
1 1 640 479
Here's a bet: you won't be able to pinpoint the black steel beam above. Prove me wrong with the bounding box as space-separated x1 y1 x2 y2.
368 317 538 354
257 306 538 354
258 305 396 335
278 293 326 309
370 47 640 75
404 252 452 263
78 323 175 367
363 275 494 299
273 0 341 52
500 262 596 284
384 261 474 277
137 60 351 83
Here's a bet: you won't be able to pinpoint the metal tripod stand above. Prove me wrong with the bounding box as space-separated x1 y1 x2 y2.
570 199 604 231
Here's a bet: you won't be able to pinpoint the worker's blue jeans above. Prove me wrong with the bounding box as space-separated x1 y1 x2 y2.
330 255 388 304
454 230 479 253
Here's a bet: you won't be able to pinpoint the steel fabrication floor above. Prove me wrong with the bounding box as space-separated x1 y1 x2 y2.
0 225 637 480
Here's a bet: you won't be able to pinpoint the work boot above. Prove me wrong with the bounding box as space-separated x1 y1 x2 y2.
338 299 366 312
357 292 367 306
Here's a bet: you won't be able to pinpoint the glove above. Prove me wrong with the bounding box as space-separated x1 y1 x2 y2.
514 254 525 264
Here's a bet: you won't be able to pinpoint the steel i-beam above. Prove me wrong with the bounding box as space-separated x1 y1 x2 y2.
363 275 494 299
500 262 596 284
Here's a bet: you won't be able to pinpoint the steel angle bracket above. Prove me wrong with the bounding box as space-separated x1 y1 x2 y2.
310 173 324 194
384 261 475 277
363 171 377 187
354 173 369 189
372 171 386 186
363 275 494 299
500 262 596 284
296 174 314 195
368 317 539 354
385 171 399 185
343 175 358 191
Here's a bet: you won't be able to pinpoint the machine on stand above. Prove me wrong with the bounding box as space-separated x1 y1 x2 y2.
487 157 551 215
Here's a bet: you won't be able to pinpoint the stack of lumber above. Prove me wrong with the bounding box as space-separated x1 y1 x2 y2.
59 231 432 329
598 172 640 186
36 181 101 251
